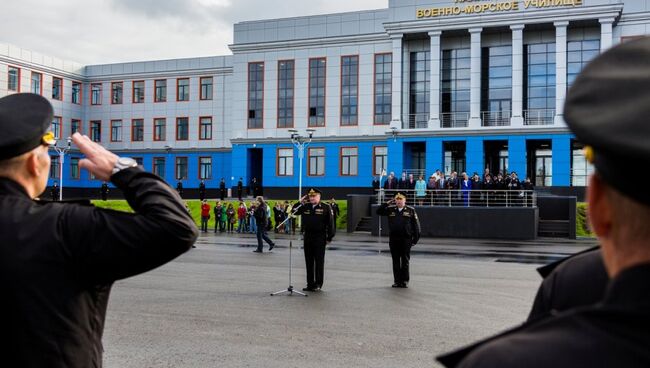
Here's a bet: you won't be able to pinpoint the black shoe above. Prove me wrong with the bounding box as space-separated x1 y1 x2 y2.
269 243 275 251
401 283 408 288
253 249 263 253
392 283 401 288
302 286 315 291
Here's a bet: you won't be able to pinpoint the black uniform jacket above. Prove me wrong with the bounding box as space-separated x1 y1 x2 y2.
437 264 650 368
0 168 198 368
376 204 421 245
528 246 607 320
293 202 335 242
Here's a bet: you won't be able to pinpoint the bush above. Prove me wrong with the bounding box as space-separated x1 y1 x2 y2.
576 202 594 237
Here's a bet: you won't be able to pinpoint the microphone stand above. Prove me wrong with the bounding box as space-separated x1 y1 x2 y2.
271 202 308 297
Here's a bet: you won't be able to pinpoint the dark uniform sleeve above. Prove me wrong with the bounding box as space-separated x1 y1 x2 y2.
325 203 335 242
59 167 199 285
292 201 306 216
376 203 389 216
411 208 421 245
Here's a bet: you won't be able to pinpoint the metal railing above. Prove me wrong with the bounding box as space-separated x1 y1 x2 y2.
403 113 430 129
440 112 470 128
481 110 511 127
375 189 537 208
524 109 555 126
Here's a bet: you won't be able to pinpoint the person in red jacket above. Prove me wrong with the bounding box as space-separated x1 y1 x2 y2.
200 200 211 233
237 201 247 233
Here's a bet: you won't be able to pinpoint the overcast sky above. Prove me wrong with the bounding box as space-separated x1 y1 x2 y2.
2 0 387 65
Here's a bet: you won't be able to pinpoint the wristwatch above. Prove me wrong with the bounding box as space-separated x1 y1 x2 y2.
112 157 138 175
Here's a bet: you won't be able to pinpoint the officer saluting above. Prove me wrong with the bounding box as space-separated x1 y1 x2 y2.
438 37 650 368
377 192 421 288
293 188 335 292
0 93 198 367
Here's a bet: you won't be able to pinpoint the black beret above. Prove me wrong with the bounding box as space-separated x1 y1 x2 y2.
564 37 650 205
307 188 322 196
0 93 55 160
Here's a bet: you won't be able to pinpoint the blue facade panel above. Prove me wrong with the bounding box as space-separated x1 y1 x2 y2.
466 137 484 175
552 135 572 186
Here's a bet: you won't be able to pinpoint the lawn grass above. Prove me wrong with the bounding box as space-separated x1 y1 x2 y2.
576 202 594 238
93 198 348 230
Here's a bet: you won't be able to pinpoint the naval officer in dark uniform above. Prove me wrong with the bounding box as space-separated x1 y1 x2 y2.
438 37 650 368
0 93 198 367
376 192 421 288
293 188 335 292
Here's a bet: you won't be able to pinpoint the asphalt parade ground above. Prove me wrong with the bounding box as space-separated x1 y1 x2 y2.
103 232 598 368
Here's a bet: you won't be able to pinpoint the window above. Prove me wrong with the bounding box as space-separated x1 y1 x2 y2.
567 39 600 88
131 119 144 141
199 157 212 179
110 120 122 142
132 80 144 103
71 81 81 104
341 147 358 176
133 157 143 167
571 141 594 186
177 78 189 101
441 49 471 128
524 42 556 125
341 56 359 126
248 62 264 129
153 157 166 177
71 119 81 134
111 82 123 104
7 66 20 92
277 60 294 128
153 118 166 141
50 156 60 179
91 83 102 105
481 45 512 126
154 79 167 102
51 116 62 140
199 117 212 140
277 148 293 176
309 58 326 127
200 76 213 100
52 77 63 100
308 147 325 176
373 146 387 176
31 72 42 95
175 157 188 180
90 121 101 142
70 157 79 179
176 117 189 140
374 54 392 125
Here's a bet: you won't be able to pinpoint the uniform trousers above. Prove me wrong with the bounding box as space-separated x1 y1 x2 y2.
389 238 411 284
304 233 326 288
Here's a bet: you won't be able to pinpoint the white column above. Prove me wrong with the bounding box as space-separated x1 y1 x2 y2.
510 25 524 127
428 31 442 129
554 21 568 126
469 27 483 128
390 34 403 130
600 18 614 52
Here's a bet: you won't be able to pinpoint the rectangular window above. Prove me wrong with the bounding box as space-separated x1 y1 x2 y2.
341 147 358 176
441 49 471 128
51 116 62 140
71 81 81 104
524 43 556 125
277 148 294 176
199 116 212 140
340 56 359 126
374 54 392 125
153 157 166 177
154 79 167 102
31 72 42 95
91 83 102 105
176 117 189 140
153 118 166 141
177 78 189 101
199 157 212 179
200 76 213 100
175 157 188 180
248 62 264 129
373 146 387 176
132 80 144 103
50 156 60 179
70 157 79 179
7 66 20 92
131 119 144 141
110 120 122 142
567 39 600 88
308 147 325 176
481 45 512 126
111 82 123 104
52 77 63 101
71 119 81 134
90 121 101 142
308 58 326 127
277 60 294 128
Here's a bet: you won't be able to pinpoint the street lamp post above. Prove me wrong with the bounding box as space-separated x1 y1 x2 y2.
288 128 315 201
50 137 72 201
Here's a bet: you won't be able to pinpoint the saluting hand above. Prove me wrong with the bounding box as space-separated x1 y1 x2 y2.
72 132 118 182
